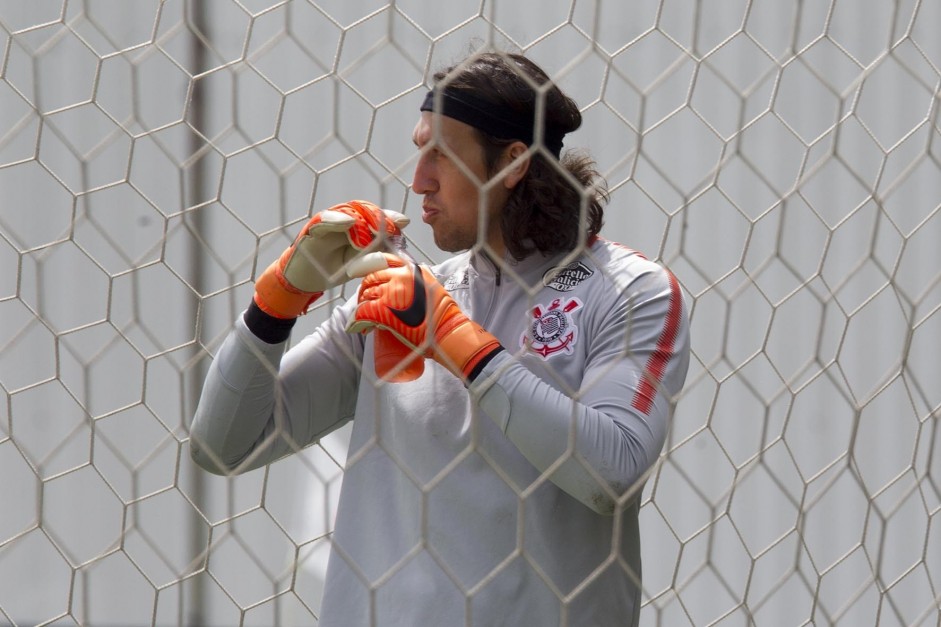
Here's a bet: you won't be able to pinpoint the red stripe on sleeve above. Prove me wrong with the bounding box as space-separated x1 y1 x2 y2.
631 271 683 415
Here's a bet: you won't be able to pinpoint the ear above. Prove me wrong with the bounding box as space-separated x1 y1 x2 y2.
501 141 531 189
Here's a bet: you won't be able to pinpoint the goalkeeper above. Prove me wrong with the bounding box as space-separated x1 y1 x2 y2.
191 51 690 626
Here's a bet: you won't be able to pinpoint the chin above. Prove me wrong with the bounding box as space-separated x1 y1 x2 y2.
432 226 478 254
434 237 467 255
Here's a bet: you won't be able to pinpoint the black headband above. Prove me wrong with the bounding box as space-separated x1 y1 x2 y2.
420 88 565 157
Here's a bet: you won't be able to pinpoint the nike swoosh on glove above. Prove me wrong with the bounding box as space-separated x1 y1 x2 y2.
345 252 504 383
254 200 409 319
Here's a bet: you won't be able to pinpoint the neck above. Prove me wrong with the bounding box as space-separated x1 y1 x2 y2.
483 220 507 260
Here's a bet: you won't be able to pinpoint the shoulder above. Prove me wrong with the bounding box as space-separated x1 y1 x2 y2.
569 239 688 356
586 237 687 328
559 237 674 297
559 238 686 335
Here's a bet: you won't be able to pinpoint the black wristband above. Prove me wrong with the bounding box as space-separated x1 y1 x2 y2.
466 345 505 383
243 300 297 344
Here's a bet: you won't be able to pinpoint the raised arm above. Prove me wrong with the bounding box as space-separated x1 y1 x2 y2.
345 253 690 513
189 302 363 475
475 267 689 514
189 201 408 475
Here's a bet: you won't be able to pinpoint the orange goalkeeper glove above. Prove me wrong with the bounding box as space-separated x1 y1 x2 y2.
345 253 504 382
254 200 409 319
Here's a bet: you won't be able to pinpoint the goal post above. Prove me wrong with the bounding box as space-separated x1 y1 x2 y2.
0 1 938 625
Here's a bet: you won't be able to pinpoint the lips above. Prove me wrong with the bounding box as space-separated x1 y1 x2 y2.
421 204 439 223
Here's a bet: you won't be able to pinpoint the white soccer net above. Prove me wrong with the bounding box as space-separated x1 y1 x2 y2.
0 1 939 625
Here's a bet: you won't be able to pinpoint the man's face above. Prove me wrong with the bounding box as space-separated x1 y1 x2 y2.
411 112 510 255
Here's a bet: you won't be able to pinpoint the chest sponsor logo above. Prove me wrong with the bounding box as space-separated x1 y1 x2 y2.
521 297 583 359
543 261 593 292
443 268 470 291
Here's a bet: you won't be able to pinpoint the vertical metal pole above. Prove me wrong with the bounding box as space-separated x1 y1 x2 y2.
185 0 209 623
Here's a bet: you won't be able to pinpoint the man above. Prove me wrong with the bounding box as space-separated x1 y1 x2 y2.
191 51 690 626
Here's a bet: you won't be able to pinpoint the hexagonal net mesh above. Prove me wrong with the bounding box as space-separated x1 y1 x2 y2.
0 1 939 625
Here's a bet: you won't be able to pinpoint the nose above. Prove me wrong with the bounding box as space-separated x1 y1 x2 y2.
411 151 436 195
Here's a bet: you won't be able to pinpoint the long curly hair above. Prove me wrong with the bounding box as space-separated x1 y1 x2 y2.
432 52 607 260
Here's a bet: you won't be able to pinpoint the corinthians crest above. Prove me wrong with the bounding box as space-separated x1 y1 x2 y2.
521 297 583 359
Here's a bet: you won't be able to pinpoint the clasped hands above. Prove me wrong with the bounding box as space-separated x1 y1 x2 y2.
254 200 500 382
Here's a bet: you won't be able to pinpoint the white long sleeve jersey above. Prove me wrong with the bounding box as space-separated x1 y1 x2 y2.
191 238 690 627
